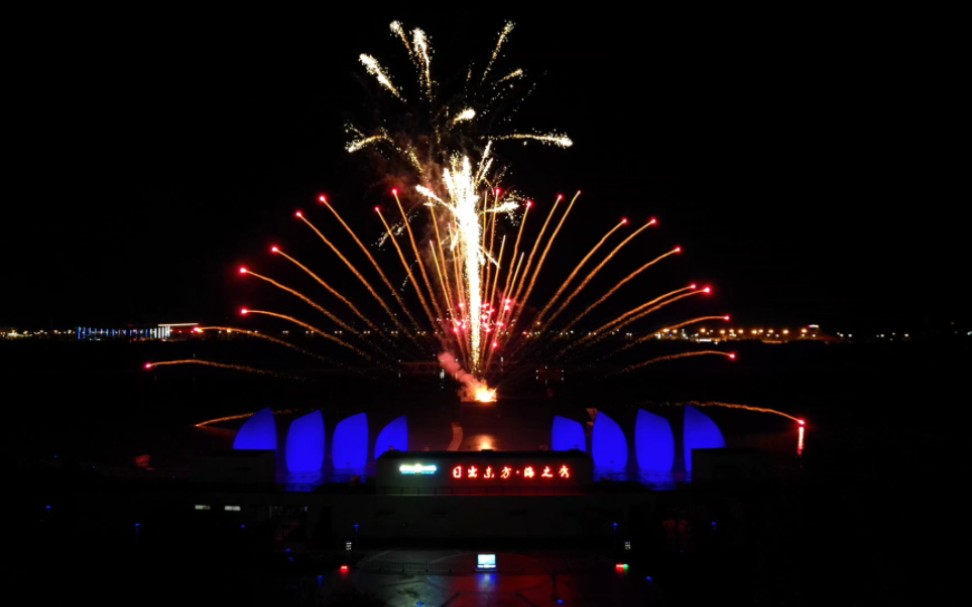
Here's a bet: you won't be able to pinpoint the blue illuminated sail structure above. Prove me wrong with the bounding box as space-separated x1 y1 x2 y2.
285 410 325 474
232 407 277 451
374 416 408 459
635 409 675 477
332 412 368 472
682 405 726 477
551 415 587 452
591 411 627 471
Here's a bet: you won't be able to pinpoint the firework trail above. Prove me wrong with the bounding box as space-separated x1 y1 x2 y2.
682 400 805 424
192 326 346 367
655 315 731 337
618 350 736 374
144 359 292 378
654 401 807 456
194 408 303 428
613 315 731 356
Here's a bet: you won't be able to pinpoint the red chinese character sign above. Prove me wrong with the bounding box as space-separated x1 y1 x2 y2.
377 452 592 491
449 463 574 482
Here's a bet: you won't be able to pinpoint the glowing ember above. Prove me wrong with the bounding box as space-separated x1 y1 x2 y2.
473 385 497 403
440 352 497 403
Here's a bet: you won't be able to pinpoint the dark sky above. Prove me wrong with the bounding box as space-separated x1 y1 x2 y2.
4 9 961 332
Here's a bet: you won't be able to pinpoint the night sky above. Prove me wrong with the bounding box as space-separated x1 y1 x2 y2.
5 9 961 332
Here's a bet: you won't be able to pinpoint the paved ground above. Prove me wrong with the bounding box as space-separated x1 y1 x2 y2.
314 549 658 606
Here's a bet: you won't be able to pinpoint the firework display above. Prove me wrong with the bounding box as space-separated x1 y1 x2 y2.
148 22 732 401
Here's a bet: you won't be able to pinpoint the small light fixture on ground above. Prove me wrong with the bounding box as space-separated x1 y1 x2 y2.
476 554 497 571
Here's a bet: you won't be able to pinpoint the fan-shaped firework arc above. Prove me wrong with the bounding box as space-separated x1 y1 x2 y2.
144 21 734 400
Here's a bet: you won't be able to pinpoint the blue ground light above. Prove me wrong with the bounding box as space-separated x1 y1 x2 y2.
232 407 277 451
551 415 587 452
683 405 726 477
635 408 675 476
332 413 368 472
592 411 628 471
285 410 325 474
374 415 408 458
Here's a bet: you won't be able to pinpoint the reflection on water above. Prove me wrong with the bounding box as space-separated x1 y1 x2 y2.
467 433 498 451
476 572 495 592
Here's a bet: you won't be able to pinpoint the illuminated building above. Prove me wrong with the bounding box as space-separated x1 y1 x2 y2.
174 402 793 551
228 405 751 485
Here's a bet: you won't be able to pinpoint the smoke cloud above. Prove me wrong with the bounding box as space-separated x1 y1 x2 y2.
437 351 494 402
